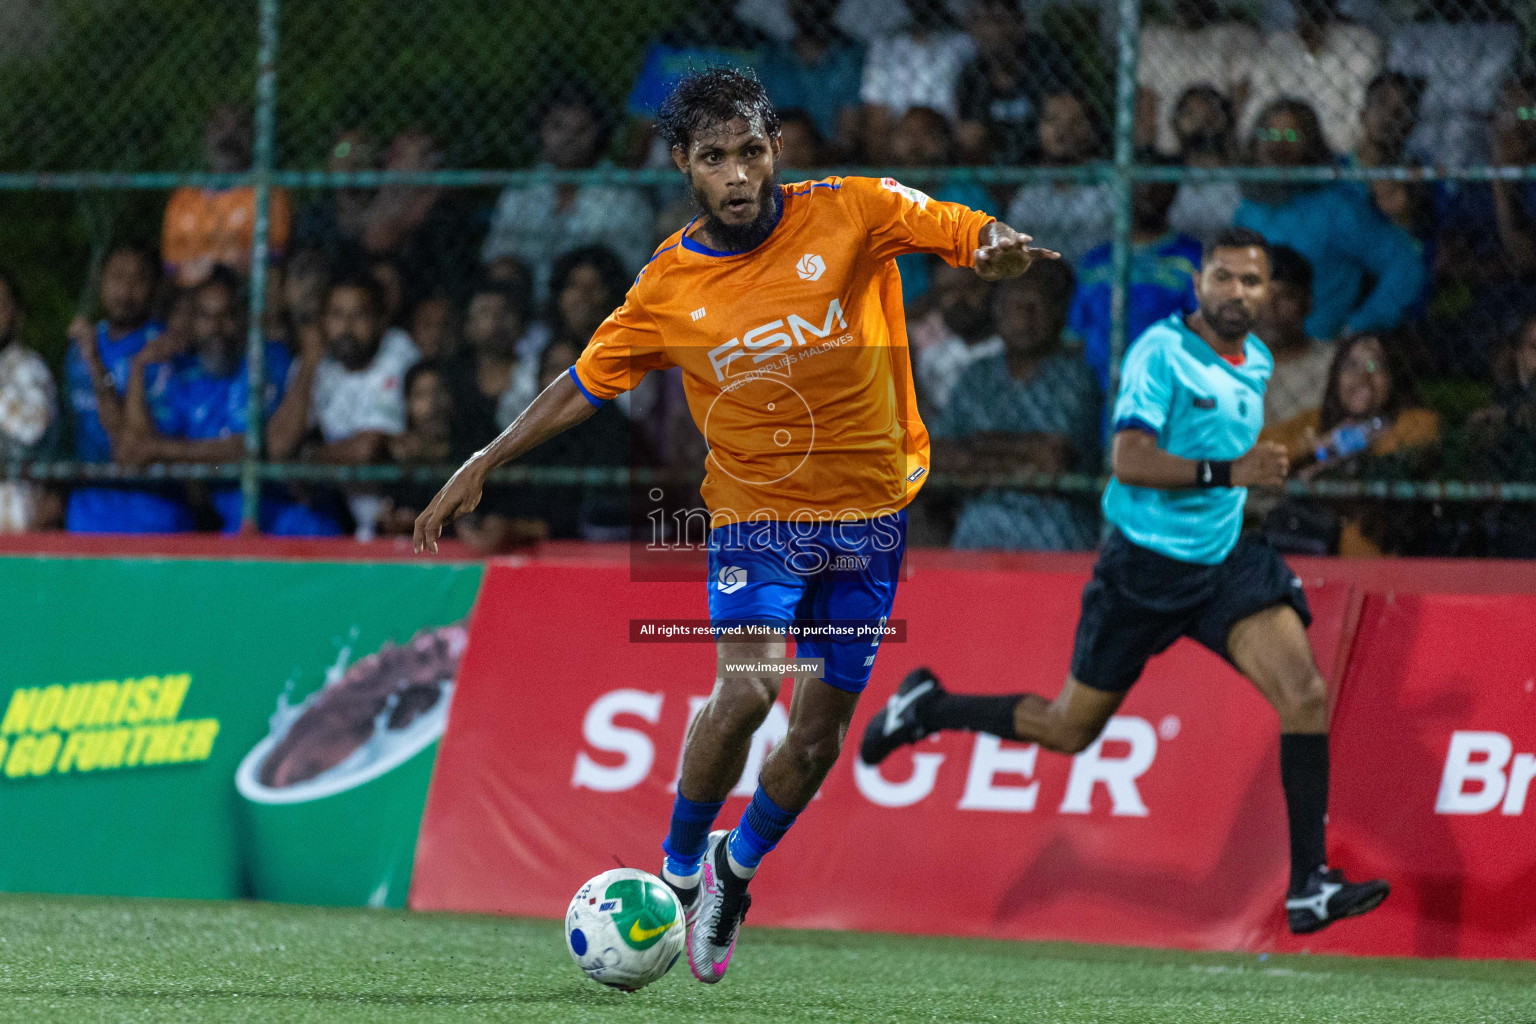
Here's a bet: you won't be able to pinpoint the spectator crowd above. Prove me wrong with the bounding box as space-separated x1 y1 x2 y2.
2 0 1534 557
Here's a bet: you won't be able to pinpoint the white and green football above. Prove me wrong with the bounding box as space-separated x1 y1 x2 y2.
564 868 685 991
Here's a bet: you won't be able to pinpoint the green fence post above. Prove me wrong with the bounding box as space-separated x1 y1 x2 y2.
1106 0 1141 464
241 0 280 532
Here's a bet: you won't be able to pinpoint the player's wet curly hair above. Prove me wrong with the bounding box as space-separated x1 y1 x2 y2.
655 66 780 152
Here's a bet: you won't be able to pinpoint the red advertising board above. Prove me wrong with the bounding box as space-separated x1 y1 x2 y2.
412 560 1358 952
1315 593 1536 960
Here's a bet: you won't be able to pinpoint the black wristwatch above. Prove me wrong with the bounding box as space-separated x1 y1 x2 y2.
1195 459 1232 488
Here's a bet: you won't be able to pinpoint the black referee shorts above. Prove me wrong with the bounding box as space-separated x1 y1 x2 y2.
1069 529 1312 693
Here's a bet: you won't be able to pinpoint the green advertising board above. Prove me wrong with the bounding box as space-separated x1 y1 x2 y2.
0 557 482 906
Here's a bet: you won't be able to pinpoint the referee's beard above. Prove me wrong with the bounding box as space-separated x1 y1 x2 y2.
690 168 782 253
1203 298 1257 342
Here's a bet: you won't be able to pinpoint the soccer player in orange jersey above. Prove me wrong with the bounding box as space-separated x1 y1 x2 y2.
415 68 1056 982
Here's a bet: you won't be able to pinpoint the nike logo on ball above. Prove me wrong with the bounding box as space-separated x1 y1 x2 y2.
629 918 674 943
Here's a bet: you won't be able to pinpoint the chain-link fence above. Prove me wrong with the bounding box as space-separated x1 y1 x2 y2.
0 0 1533 555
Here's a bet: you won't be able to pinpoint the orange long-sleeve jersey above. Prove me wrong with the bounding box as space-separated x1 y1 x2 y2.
161 186 292 286
571 175 994 526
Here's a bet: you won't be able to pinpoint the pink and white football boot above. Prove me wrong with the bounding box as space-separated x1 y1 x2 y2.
687 829 752 983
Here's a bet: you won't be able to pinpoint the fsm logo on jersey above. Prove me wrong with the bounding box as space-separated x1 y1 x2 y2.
570 688 1160 816
706 297 850 383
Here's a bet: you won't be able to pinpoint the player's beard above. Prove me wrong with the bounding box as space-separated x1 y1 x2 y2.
693 170 782 253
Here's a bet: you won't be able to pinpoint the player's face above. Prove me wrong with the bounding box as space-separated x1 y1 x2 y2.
192 282 242 375
100 251 155 328
1197 245 1270 340
323 286 384 370
674 116 781 234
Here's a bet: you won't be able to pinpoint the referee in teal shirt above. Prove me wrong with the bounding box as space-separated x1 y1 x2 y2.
863 228 1389 935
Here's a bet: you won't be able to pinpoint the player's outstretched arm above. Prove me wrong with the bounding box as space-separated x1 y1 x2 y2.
1111 430 1289 489
413 371 597 553
973 221 1061 281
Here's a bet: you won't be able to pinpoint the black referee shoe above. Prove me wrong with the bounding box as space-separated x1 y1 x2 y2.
1285 867 1390 934
859 667 943 767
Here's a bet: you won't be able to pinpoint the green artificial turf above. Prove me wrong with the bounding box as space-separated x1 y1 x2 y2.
0 893 1531 1023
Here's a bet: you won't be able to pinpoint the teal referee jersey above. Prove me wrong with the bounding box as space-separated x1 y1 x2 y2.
1102 313 1272 565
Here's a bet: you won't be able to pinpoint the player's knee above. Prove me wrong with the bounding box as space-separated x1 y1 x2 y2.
1045 722 1101 755
1037 709 1103 755
709 678 778 738
1277 671 1329 729
780 724 843 782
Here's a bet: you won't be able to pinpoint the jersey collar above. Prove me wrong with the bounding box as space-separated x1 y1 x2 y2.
1176 313 1256 368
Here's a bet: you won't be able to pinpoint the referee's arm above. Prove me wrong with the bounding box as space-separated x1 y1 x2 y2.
1111 430 1290 490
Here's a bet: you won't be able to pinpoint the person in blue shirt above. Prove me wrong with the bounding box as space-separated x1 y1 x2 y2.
755 0 864 162
65 244 195 533
117 267 341 536
1068 169 1200 392
624 0 766 165
862 228 1390 936
1234 99 1425 341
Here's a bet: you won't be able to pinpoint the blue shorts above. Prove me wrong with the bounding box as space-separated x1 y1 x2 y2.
706 510 907 694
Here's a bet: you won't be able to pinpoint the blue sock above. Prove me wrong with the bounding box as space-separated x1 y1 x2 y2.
726 785 799 873
661 792 725 880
